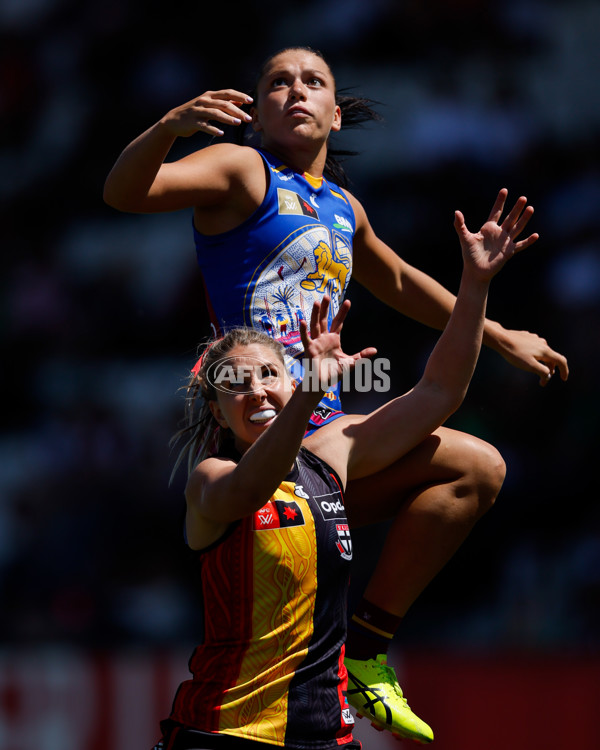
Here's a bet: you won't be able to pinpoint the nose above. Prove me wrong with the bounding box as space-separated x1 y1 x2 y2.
289 78 307 101
248 373 267 400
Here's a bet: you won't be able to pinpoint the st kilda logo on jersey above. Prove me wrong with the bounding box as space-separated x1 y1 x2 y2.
336 523 352 560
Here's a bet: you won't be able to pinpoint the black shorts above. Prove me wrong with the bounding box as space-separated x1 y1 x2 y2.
153 723 275 749
153 721 361 750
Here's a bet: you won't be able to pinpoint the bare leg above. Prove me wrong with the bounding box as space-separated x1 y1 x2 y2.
344 426 506 617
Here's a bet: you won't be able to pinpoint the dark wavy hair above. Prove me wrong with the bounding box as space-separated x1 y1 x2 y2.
234 46 382 189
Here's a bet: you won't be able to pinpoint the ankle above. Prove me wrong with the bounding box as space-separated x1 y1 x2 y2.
346 598 402 661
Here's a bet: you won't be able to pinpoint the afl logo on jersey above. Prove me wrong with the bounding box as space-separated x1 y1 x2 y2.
253 499 305 530
277 188 320 221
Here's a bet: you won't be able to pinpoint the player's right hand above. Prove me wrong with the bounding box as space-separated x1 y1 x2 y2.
159 89 254 138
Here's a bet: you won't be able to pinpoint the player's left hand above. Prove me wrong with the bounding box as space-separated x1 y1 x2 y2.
489 326 569 386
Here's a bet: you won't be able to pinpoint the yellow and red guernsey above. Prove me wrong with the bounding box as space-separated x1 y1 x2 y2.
169 447 356 749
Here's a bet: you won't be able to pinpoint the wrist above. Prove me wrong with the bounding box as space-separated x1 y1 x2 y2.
482 318 506 351
295 378 326 410
155 115 181 142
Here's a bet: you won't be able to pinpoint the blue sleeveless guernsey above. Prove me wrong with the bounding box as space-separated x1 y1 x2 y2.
193 148 355 428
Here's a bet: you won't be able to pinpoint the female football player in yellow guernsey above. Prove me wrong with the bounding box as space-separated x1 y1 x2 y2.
156 208 537 749
104 47 568 742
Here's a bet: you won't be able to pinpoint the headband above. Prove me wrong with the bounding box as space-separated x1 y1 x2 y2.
191 339 221 378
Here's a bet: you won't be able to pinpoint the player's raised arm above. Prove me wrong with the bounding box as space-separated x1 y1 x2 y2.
103 89 255 213
318 195 539 480
186 297 375 522
350 188 568 385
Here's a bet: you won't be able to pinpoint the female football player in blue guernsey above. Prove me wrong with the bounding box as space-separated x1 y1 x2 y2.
155 212 536 750
104 47 568 742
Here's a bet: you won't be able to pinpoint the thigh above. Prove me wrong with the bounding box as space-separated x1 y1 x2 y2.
344 425 496 528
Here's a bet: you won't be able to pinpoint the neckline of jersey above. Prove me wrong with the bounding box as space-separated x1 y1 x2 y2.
302 172 324 190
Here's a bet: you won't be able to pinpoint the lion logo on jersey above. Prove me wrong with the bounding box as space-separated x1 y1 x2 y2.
247 227 352 357
300 240 351 297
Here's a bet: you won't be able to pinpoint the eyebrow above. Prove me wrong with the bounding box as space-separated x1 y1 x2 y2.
265 67 330 80
227 355 282 367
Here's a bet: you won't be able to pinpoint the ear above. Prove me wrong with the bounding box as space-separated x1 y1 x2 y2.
209 400 229 429
331 104 342 133
251 106 262 133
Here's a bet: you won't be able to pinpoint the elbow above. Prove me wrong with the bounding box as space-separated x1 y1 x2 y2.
102 181 124 211
423 380 467 424
439 383 468 418
103 179 142 213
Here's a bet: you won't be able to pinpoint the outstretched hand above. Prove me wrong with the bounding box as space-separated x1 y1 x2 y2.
161 89 253 138
456 189 569 386
454 189 538 281
494 327 569 386
299 297 377 391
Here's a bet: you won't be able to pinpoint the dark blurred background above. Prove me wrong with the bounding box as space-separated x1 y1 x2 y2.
1 0 599 748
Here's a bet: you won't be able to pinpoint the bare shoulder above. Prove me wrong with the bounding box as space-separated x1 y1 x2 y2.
187 454 236 489
341 188 369 231
179 142 262 179
185 456 236 550
302 415 362 488
341 187 362 212
191 144 267 230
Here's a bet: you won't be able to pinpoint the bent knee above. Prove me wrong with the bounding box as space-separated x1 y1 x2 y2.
477 440 506 489
466 438 506 512
435 428 506 492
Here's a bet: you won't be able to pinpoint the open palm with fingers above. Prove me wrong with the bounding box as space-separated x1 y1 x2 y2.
162 89 252 138
454 189 539 280
299 297 377 391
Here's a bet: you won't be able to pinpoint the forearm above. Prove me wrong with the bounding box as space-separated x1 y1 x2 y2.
227 388 323 513
357 250 503 347
381 262 512 354
347 269 490 479
103 120 176 211
389 261 457 330
421 268 489 402
352 227 459 330
345 272 488 479
481 317 510 351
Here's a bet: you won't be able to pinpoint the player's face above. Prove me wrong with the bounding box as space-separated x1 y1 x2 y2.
253 49 341 152
208 343 294 453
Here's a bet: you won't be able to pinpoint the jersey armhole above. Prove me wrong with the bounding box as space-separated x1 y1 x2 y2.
299 446 345 500
189 519 241 556
255 148 273 199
